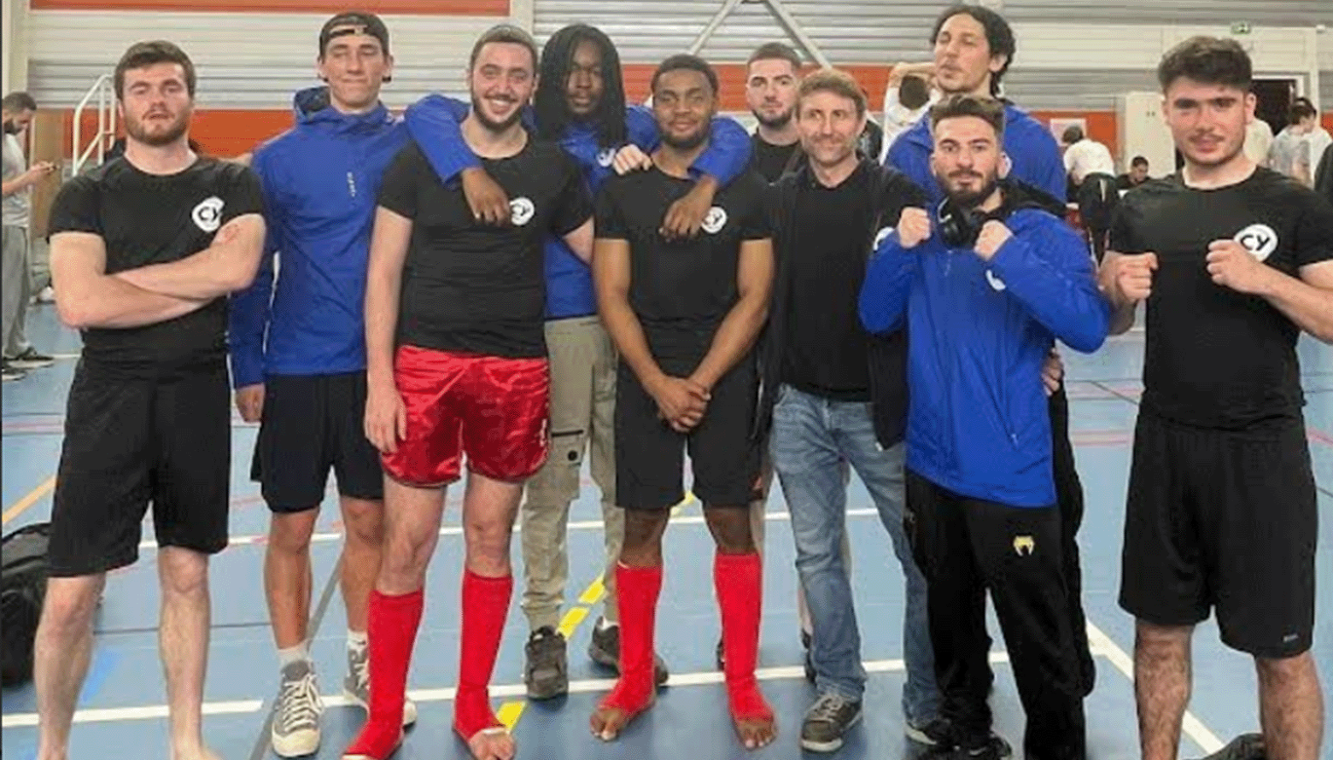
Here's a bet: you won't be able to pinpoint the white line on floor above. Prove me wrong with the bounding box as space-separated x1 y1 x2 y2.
1085 620 1223 754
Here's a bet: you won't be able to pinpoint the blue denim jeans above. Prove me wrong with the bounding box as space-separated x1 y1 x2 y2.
769 384 939 724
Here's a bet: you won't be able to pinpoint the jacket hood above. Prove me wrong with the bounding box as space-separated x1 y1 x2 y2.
902 99 1034 151
291 86 392 132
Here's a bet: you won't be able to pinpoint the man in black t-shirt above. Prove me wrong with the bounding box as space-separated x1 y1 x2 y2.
588 55 775 750
37 41 265 760
345 25 593 760
1101 37 1331 760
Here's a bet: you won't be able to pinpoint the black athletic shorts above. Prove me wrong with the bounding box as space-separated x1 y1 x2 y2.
48 360 231 577
1118 411 1317 658
251 372 384 513
615 354 760 510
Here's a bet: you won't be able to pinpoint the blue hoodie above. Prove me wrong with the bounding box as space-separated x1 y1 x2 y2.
403 95 752 319
886 101 1067 205
858 203 1109 507
228 87 407 388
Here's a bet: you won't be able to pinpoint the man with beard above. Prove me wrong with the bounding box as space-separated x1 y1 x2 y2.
860 95 1108 759
345 24 593 760
227 13 417 756
1101 37 1331 760
588 54 775 750
884 3 1098 705
37 40 266 760
756 68 939 752
746 42 803 182
1 91 56 381
400 25 751 696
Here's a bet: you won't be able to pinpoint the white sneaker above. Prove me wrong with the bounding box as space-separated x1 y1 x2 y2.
271 660 323 758
344 643 418 726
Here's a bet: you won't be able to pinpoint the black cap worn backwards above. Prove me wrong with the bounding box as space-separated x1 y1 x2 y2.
319 12 390 57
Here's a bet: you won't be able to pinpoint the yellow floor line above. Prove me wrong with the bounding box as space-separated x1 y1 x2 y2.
2 475 55 525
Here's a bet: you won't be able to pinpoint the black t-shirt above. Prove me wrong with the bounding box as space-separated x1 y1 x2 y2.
750 135 800 184
596 167 770 361
47 157 263 371
1109 167 1333 429
378 138 591 359
782 163 925 401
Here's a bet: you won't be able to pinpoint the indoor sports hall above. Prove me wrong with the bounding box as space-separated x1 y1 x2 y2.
2 1 1332 759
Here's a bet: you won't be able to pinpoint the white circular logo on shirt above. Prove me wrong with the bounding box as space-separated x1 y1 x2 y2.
1233 223 1278 262
873 226 893 250
701 206 728 234
597 148 617 167
191 196 224 233
510 197 535 226
986 270 1007 291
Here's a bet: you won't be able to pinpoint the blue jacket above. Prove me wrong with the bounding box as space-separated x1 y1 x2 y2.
886 101 1067 205
403 95 752 319
858 202 1109 507
228 87 407 388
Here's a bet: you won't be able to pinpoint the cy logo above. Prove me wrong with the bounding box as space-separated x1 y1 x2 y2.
191 196 224 233
1233 223 1278 262
509 197 536 226
701 206 728 234
986 270 1007 292
1013 535 1035 556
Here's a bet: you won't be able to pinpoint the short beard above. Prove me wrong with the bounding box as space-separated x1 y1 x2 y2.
125 112 190 147
661 125 709 151
471 95 524 134
938 171 999 209
754 108 793 130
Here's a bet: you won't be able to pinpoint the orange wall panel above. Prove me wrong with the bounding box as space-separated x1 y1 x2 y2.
32 0 507 14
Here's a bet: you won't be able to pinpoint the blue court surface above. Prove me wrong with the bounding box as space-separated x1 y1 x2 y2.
2 305 1331 760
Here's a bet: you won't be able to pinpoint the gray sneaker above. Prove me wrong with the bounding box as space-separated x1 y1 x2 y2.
800 692 863 753
1190 733 1265 760
271 660 322 758
524 626 569 700
587 617 669 686
344 643 418 726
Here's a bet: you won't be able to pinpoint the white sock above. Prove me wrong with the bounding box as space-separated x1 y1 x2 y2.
277 643 309 669
347 630 368 652
597 616 618 632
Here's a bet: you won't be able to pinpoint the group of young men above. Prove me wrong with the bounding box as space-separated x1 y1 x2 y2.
22 3 1330 760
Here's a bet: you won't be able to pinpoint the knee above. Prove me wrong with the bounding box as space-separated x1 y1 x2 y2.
705 508 755 554
268 513 316 555
1256 652 1314 683
1135 620 1192 659
158 548 209 598
620 511 668 565
340 500 384 550
463 516 513 566
39 577 104 634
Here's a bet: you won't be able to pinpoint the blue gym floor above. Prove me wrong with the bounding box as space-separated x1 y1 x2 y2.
2 303 1331 760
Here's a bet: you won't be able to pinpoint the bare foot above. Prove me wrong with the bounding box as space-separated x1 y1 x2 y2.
173 747 223 760
733 714 777 750
465 726 515 760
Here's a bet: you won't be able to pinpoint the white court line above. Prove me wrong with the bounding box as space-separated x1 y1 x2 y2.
1085 620 1223 754
2 652 1024 729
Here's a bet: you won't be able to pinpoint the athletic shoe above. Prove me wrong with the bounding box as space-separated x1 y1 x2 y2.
7 348 53 369
587 617 669 686
344 642 418 726
1189 733 1265 760
524 626 568 700
272 660 323 758
1 363 23 381
800 692 863 753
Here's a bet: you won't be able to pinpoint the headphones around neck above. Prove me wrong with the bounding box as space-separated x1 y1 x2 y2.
936 197 1008 249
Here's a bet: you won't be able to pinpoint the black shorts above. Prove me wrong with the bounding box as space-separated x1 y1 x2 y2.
48 361 231 577
251 372 384 513
1118 411 1317 658
615 354 760 510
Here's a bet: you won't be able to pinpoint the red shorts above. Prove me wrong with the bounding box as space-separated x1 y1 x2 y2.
382 345 550 486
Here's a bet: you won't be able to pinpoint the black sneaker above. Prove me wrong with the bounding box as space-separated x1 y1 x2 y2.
1189 733 1265 760
7 348 53 370
524 626 568 700
800 692 863 753
1 362 23 382
587 617 668 686
926 733 1013 759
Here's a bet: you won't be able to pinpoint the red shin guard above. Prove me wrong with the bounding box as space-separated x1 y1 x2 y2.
597 563 662 715
453 569 513 741
715 552 773 721
344 588 424 759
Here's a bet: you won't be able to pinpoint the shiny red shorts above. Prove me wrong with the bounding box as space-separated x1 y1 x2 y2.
382 345 549 486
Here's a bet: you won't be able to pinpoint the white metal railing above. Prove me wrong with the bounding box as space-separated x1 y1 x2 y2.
71 74 116 176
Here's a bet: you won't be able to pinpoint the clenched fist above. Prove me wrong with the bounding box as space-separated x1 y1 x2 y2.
1110 252 1158 305
1206 239 1274 295
973 220 1012 261
897 207 931 249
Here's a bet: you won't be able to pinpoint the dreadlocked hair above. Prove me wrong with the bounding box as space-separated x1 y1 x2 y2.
535 24 627 149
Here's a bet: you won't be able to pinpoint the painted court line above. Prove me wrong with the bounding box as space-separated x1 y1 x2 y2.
2 475 56 525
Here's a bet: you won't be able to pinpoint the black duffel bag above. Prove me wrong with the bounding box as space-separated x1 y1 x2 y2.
1 522 51 687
